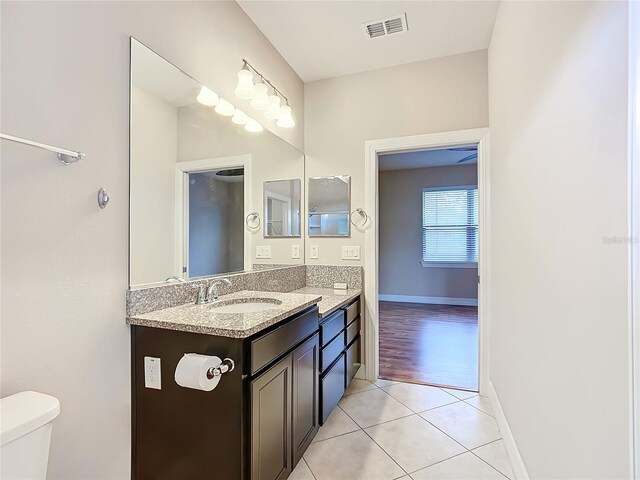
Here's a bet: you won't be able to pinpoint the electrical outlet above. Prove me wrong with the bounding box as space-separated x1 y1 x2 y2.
255 246 272 259
291 245 300 259
310 245 319 259
144 356 161 390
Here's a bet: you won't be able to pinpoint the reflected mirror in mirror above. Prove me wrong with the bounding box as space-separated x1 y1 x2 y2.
264 179 301 237
308 176 351 237
129 38 305 288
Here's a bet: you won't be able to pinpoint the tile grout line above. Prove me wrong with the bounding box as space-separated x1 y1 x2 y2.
301 457 319 480
463 398 496 418
337 398 410 479
468 449 512 480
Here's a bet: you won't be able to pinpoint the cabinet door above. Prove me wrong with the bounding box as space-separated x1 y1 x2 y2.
251 355 293 480
292 334 319 466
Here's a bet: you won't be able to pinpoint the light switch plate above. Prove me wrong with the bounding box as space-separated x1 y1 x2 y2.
144 356 161 390
256 246 272 259
291 245 300 259
310 245 319 259
341 246 361 260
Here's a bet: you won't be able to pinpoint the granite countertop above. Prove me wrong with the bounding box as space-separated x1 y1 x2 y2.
291 287 362 318
126 290 322 338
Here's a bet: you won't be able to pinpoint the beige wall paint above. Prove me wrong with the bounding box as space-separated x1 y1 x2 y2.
0 2 303 478
379 164 478 299
489 1 630 477
304 50 488 264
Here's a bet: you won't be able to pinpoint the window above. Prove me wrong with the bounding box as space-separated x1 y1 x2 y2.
422 186 478 267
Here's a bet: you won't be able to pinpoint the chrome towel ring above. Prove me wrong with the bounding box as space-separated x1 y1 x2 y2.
246 212 261 231
350 208 369 228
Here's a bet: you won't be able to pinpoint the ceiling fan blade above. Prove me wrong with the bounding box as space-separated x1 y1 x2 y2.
456 153 478 163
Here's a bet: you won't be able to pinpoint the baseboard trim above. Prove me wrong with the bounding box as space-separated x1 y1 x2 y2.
488 382 529 479
378 294 478 307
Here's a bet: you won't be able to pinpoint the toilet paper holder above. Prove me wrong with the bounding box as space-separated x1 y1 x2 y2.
206 358 235 379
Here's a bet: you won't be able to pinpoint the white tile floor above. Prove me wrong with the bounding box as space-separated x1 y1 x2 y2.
292 379 513 480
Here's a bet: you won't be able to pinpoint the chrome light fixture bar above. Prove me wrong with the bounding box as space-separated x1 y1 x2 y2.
235 59 295 128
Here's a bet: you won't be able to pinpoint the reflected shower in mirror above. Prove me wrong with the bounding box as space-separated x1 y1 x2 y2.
308 176 351 237
129 38 305 288
264 179 301 237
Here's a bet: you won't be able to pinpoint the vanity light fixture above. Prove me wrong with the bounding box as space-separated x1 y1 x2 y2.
235 59 295 128
197 86 219 106
250 81 269 110
234 67 256 99
214 98 236 116
264 94 282 120
276 103 295 128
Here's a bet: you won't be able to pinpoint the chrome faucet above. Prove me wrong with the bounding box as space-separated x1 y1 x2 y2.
207 278 232 302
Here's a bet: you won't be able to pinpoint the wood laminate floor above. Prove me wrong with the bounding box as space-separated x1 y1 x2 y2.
379 302 478 391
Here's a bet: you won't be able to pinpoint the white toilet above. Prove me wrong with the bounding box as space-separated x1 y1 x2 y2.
0 391 60 479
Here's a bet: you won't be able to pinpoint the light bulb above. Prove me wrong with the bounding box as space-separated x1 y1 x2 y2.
214 98 235 116
276 105 295 128
250 82 269 110
196 86 219 106
264 94 282 120
245 119 264 133
232 110 250 125
234 69 256 99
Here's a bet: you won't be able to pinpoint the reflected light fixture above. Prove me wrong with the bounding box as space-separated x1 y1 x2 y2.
234 67 256 99
197 86 219 106
276 104 295 128
232 109 250 125
245 118 264 133
214 98 236 116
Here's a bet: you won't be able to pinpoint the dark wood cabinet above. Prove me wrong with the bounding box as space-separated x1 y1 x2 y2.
291 335 319 466
251 355 293 480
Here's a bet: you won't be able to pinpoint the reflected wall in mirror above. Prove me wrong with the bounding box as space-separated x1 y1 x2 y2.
264 179 301 237
308 176 351 237
129 38 304 287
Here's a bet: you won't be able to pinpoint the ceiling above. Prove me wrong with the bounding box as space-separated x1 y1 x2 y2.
238 1 500 82
379 147 477 171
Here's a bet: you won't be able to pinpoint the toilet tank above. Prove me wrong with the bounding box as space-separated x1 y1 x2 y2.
1 391 60 480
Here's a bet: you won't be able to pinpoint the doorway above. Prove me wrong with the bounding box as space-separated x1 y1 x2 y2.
363 128 490 395
377 147 479 390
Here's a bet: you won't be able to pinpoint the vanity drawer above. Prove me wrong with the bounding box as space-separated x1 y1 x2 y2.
250 307 319 375
320 354 345 424
345 299 360 325
346 318 360 345
319 310 345 347
345 336 361 389
320 331 345 372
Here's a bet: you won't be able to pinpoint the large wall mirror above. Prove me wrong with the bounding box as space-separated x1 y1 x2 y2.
308 176 351 237
129 38 304 287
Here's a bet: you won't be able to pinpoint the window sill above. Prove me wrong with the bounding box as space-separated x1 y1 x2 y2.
420 261 478 269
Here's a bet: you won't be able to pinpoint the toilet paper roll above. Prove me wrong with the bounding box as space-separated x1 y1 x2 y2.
174 354 222 391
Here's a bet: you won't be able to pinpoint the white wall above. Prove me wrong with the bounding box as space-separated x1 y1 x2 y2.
0 2 303 478
379 164 478 300
304 50 488 264
488 1 630 477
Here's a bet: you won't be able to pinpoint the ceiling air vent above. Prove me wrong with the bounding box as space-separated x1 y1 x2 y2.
362 13 408 39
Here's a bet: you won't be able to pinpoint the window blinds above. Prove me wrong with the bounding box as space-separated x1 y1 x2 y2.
422 187 478 264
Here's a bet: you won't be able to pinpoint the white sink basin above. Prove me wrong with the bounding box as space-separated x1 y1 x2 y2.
209 298 282 314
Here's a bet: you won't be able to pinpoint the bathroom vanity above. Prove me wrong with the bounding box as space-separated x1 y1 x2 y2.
129 290 361 480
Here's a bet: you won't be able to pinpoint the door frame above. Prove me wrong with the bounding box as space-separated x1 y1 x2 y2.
364 128 490 394
175 155 252 278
